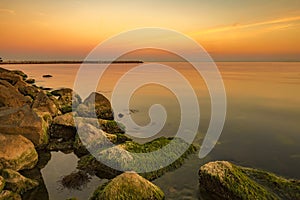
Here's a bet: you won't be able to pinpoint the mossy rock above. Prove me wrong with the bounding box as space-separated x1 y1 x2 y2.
1 169 39 194
90 172 164 200
0 190 21 200
198 161 300 200
11 70 28 80
121 137 196 180
77 136 195 180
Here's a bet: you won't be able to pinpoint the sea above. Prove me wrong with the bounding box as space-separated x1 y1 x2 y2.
2 62 300 200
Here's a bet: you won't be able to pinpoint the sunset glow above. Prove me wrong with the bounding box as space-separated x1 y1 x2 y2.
0 0 299 61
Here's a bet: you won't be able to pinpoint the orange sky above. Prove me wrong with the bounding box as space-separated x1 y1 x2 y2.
0 0 300 61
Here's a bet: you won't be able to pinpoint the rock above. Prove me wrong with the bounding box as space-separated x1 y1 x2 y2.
0 190 21 200
19 166 49 200
36 150 51 169
0 80 31 108
16 82 40 99
49 113 76 140
0 71 23 86
0 134 38 171
0 105 49 146
11 70 27 80
0 176 4 192
77 135 195 181
73 134 89 157
90 172 165 200
51 88 82 114
78 92 113 120
1 169 39 194
198 161 300 200
75 117 125 134
32 92 60 117
76 123 114 151
25 78 35 84
42 74 52 78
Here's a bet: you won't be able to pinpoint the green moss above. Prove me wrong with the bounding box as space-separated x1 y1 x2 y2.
61 105 72 114
122 137 196 180
199 161 300 200
90 172 164 200
77 137 195 180
1 169 39 194
99 120 125 134
242 168 300 200
46 91 53 97
0 190 22 200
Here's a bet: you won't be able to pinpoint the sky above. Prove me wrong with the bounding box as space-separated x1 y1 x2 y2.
0 0 300 61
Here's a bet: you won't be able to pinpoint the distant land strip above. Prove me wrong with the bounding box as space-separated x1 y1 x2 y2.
0 60 144 64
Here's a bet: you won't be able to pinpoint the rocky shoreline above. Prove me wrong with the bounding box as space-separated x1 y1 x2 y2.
0 67 299 200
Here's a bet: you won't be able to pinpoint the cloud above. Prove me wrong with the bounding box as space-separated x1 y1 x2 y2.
0 8 15 15
192 16 300 35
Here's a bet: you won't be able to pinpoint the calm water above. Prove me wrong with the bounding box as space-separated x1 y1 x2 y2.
3 62 300 200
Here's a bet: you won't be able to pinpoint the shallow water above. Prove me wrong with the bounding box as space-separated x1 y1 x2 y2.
3 62 300 199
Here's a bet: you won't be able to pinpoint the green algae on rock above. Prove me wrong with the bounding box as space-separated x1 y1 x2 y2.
1 169 39 194
0 190 21 200
77 136 196 181
90 172 164 200
198 161 300 200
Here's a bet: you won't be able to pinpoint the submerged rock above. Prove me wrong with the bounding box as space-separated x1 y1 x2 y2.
198 161 300 200
0 190 21 200
0 134 38 171
90 172 165 200
1 169 39 194
42 74 52 78
0 105 49 146
60 170 90 190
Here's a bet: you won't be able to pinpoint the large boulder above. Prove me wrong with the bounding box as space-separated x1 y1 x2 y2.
0 105 49 146
90 172 165 200
1 169 39 194
0 80 31 108
51 88 82 114
0 134 38 171
77 92 113 120
32 92 60 117
198 161 300 200
0 190 21 200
